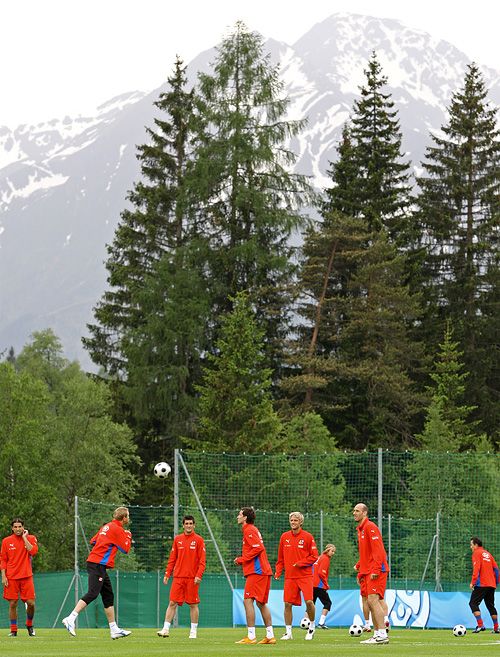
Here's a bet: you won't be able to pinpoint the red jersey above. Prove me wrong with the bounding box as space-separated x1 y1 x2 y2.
87 519 131 568
313 552 331 590
0 533 38 579
165 531 206 580
471 546 499 588
275 528 318 579
355 517 389 576
235 523 272 577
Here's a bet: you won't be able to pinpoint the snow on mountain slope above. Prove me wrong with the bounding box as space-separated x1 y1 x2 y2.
0 14 498 369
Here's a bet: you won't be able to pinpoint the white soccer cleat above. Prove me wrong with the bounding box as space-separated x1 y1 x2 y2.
62 617 76 637
375 636 389 644
111 628 131 640
280 633 293 640
188 630 197 639
157 628 170 637
305 627 315 640
360 636 378 644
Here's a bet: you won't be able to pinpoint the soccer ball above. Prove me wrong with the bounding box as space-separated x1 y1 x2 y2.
349 624 363 636
154 462 171 478
453 624 467 636
300 617 310 629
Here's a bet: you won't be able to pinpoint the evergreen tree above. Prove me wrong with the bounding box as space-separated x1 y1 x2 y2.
84 57 199 376
192 292 282 452
193 22 314 373
417 63 500 440
348 53 413 242
416 323 479 449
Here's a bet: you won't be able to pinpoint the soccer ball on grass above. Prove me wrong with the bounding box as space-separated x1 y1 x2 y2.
300 617 310 629
154 462 171 478
453 624 467 636
349 624 363 636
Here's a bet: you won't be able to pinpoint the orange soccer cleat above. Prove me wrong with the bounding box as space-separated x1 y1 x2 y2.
258 637 277 644
235 636 257 644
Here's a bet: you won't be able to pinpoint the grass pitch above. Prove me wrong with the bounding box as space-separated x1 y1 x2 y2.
0 627 498 656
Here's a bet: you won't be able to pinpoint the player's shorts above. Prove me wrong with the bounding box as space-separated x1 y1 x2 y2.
313 586 332 610
3 576 35 601
244 574 271 604
284 576 314 606
170 577 200 605
359 572 387 599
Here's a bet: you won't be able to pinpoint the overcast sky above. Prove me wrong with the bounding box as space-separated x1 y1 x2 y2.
3 0 499 127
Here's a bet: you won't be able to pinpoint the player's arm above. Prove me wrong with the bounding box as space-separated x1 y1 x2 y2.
239 533 265 562
113 526 131 554
470 553 480 588
22 531 38 555
294 537 319 567
195 538 206 583
369 528 386 575
164 540 178 583
274 536 284 579
492 557 499 585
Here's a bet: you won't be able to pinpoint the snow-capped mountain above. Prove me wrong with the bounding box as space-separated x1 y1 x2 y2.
0 13 498 369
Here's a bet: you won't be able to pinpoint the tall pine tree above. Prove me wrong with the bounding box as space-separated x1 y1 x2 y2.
417 63 500 441
192 22 314 374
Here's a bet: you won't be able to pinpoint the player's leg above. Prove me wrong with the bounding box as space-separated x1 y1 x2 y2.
158 600 178 636
469 587 486 630
282 601 294 639
25 598 35 636
188 603 199 638
99 572 130 640
63 562 103 636
8 599 18 636
317 590 332 628
236 598 257 643
483 587 498 632
256 600 275 643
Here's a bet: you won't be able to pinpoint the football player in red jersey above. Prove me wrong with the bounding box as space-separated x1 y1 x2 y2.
275 511 318 641
158 515 206 639
1 517 38 636
234 507 275 644
62 507 132 639
469 537 499 633
353 503 389 645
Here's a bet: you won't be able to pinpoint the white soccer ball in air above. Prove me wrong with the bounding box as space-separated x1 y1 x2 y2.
453 624 467 637
154 462 171 478
300 617 310 629
349 624 363 636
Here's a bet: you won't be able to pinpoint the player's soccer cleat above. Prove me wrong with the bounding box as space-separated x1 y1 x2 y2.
362 625 372 632
375 635 389 644
235 637 257 644
257 637 276 644
8 631 17 637
491 629 500 634
360 636 378 644
318 624 329 629
305 627 315 640
188 630 197 639
472 626 486 633
157 628 170 637
111 628 131 640
280 632 293 640
62 617 76 637
27 626 36 636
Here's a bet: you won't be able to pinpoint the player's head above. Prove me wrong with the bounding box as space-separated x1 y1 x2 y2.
113 507 130 523
324 543 336 556
352 503 368 524
11 517 25 535
471 537 482 549
289 511 304 529
182 515 195 534
239 507 256 524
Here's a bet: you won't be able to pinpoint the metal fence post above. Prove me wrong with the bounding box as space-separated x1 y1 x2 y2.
320 509 324 552
174 449 179 537
435 511 442 591
378 448 383 531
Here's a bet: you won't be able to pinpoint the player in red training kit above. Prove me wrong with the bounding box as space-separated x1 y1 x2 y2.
1 517 38 637
275 511 318 641
234 507 276 645
353 503 390 645
469 537 499 634
313 544 336 629
158 515 206 640
62 506 132 639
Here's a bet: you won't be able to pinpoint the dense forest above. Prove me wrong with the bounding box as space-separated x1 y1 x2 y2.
1 23 498 568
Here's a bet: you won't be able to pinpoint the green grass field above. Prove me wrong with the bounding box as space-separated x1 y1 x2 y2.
0 627 498 656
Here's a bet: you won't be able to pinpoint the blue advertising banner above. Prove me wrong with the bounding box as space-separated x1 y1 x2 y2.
232 588 498 629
